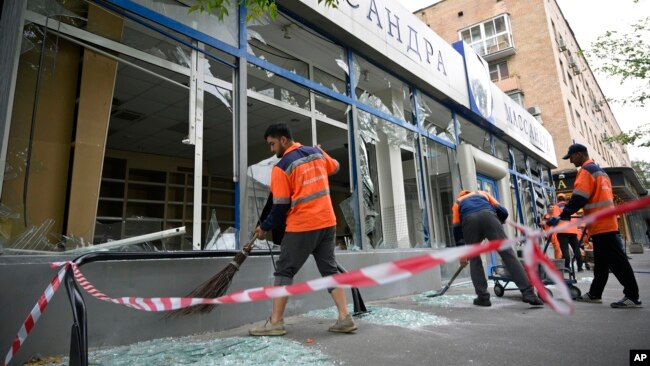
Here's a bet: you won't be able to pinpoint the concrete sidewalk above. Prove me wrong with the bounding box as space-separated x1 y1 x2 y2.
203 249 649 366
40 249 649 366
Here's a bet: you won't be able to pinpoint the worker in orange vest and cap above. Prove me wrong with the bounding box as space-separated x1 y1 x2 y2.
541 204 562 259
554 193 584 271
547 144 641 308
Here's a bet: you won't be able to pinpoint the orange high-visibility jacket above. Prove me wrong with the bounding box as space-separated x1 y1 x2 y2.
262 142 339 233
542 213 562 259
552 203 580 235
559 159 617 235
452 190 502 244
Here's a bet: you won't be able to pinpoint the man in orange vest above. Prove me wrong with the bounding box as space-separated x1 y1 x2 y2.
250 123 357 335
554 193 584 271
453 190 543 307
541 204 562 259
547 144 642 308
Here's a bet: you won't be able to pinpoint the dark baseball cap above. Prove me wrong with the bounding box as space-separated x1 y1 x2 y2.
562 143 587 159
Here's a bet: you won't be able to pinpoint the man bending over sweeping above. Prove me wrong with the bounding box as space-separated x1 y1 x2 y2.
249 122 357 336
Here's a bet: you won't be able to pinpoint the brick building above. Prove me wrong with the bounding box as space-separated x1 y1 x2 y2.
417 0 631 170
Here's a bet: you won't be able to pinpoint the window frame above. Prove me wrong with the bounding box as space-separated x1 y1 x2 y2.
459 14 514 57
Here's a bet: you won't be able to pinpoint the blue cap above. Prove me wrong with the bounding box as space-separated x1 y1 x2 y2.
562 143 587 159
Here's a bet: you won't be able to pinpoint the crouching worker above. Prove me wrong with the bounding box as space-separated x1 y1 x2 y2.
452 190 543 307
249 122 357 336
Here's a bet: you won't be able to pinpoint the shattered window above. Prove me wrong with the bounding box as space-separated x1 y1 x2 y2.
3 3 236 254
423 140 455 249
457 116 492 154
512 147 528 175
132 0 238 47
247 13 348 95
203 43 235 84
26 0 194 70
495 138 510 165
416 93 455 143
354 55 413 124
356 111 425 249
314 92 349 125
517 179 535 227
248 42 309 79
247 63 311 111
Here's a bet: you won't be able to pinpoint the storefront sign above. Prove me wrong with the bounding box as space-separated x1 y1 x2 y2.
300 0 469 107
492 83 557 165
453 40 557 167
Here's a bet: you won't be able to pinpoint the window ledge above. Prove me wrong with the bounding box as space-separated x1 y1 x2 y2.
495 76 520 93
483 46 516 62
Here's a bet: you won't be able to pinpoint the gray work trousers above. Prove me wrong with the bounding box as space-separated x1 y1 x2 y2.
462 210 532 299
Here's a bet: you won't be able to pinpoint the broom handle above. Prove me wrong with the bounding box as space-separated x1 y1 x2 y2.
241 236 257 253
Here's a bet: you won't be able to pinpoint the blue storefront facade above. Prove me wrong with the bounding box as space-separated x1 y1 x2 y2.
0 0 558 362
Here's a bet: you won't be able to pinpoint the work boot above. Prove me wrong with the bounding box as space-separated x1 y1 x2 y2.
521 290 544 306
473 297 492 307
328 314 357 333
249 318 286 336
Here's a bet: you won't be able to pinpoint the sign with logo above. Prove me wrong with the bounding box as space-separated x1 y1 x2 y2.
299 0 469 107
453 41 494 123
452 40 557 167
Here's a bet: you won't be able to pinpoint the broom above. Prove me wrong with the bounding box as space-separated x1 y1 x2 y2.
168 236 257 317
426 262 468 298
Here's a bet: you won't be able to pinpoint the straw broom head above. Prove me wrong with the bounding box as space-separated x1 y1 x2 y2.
167 239 255 317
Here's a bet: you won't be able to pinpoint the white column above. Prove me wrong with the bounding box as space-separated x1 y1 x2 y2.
375 129 410 248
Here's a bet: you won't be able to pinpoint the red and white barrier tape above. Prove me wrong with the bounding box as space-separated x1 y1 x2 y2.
3 263 69 366
4 196 650 365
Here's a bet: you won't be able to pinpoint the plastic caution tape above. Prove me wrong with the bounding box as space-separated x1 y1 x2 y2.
3 263 69 366
4 196 650 365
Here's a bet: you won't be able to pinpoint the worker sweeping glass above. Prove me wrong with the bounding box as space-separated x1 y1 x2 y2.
249 123 357 336
452 190 544 307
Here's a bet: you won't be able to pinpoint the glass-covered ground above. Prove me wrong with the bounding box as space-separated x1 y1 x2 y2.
49 336 333 366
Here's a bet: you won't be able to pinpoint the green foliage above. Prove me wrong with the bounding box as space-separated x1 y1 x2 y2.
588 16 650 107
189 0 339 21
602 123 650 148
631 160 650 189
589 6 649 149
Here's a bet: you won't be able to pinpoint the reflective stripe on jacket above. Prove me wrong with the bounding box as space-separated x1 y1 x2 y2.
268 142 338 232
564 159 617 235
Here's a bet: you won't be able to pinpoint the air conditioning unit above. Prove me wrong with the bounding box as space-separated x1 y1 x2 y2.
527 106 542 115
593 104 601 112
572 66 581 75
558 39 567 52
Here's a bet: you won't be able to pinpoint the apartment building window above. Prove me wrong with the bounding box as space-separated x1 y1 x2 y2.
577 86 583 106
568 73 575 95
459 14 514 57
560 59 566 84
489 61 509 81
507 90 525 107
576 110 582 131
551 20 557 39
568 101 575 127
